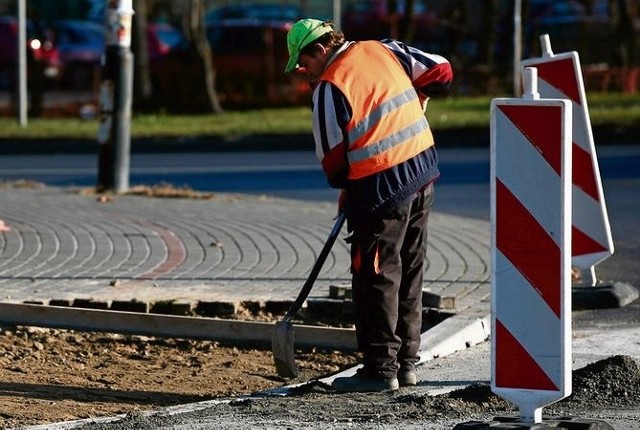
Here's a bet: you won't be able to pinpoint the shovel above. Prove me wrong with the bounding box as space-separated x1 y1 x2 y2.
272 212 346 378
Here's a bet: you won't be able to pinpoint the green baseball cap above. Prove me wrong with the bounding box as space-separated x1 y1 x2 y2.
285 19 334 73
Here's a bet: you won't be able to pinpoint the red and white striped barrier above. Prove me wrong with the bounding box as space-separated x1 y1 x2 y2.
521 35 614 286
490 68 572 423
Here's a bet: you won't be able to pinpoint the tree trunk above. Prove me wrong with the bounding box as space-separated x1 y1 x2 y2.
183 0 224 114
132 0 152 101
480 0 498 68
386 0 415 43
613 0 636 68
398 0 415 42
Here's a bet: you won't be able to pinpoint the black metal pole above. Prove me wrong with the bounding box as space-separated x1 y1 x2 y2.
97 0 134 193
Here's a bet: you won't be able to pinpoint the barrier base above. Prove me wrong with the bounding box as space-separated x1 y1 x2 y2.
572 282 639 310
453 415 614 429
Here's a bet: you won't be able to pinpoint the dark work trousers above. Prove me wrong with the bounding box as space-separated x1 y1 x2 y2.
349 183 435 380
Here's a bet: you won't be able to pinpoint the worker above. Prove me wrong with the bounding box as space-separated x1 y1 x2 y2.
285 19 453 392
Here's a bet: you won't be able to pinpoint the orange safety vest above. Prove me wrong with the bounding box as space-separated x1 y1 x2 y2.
320 41 434 180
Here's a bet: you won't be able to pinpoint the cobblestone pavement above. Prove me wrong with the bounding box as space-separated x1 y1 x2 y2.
0 187 490 316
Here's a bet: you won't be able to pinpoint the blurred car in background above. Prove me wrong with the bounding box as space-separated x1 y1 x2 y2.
0 16 61 89
204 3 310 106
2 4 311 109
150 8 310 110
527 0 611 65
50 19 104 88
49 19 186 91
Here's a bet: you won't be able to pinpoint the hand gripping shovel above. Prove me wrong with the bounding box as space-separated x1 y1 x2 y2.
272 212 346 378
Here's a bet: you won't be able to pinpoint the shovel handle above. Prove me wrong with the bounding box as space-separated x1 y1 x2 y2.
283 212 346 322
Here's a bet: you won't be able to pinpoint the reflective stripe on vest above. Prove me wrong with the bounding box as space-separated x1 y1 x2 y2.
320 41 434 180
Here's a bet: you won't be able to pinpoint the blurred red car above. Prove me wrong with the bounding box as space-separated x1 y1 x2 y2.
207 19 306 105
205 4 310 106
0 16 61 83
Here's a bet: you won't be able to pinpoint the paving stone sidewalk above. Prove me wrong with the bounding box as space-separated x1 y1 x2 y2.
0 187 490 318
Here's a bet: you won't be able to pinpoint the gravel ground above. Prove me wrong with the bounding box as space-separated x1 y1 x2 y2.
65 351 640 430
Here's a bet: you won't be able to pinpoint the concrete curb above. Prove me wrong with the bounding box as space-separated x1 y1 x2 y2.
417 307 491 364
572 282 639 310
264 307 491 396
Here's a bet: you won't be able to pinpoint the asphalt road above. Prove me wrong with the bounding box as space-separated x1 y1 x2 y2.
0 146 637 193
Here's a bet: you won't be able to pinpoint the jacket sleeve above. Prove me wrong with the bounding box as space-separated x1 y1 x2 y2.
381 39 453 99
311 81 351 189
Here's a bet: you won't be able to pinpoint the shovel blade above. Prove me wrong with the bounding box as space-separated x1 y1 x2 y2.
272 320 298 378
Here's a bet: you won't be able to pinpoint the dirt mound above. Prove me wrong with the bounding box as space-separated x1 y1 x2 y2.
566 355 640 407
430 355 640 413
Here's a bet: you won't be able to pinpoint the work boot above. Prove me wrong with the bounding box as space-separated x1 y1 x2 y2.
332 370 399 393
398 370 417 386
